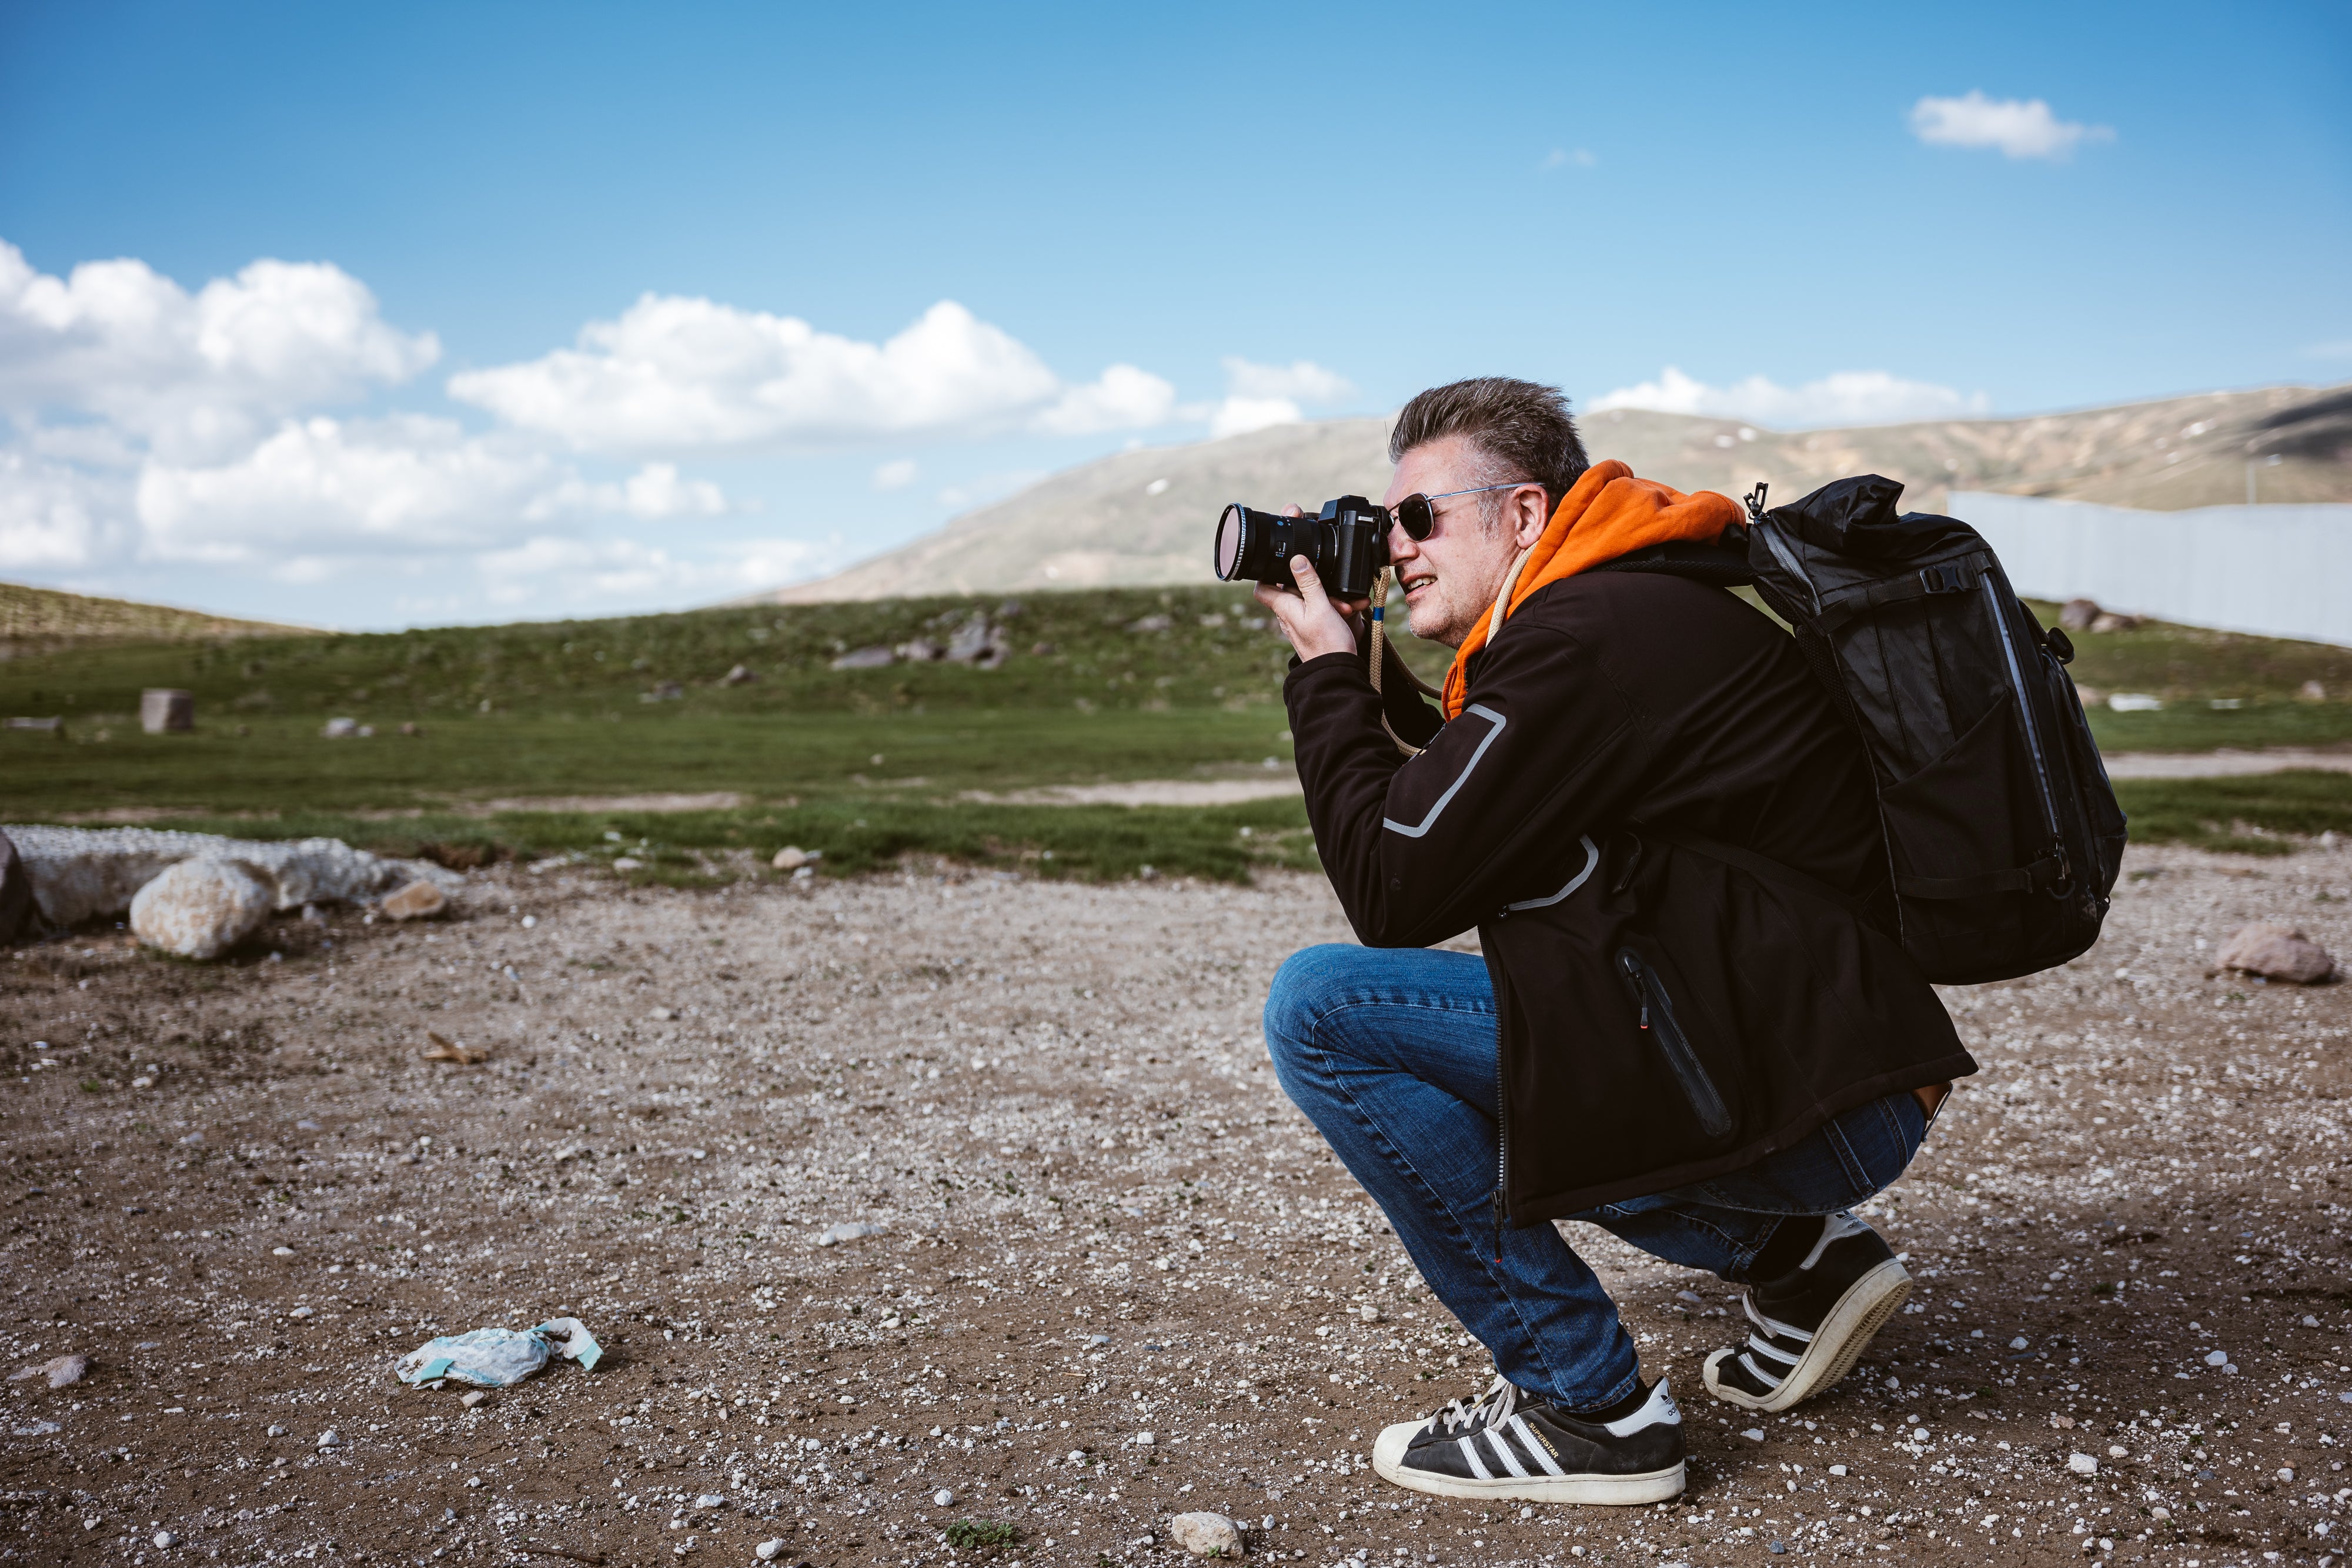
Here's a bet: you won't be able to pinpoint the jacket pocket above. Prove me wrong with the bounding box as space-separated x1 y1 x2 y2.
1615 948 1733 1140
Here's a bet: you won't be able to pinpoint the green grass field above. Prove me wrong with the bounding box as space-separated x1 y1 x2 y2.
3 583 2347 880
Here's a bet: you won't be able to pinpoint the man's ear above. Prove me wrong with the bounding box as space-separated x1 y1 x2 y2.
1511 486 1551 550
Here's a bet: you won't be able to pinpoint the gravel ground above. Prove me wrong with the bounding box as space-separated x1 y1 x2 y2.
4 841 2350 1568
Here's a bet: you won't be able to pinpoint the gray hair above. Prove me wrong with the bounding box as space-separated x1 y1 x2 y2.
1389 377 1590 528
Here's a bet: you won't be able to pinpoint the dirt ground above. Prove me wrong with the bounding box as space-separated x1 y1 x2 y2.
4 841 2351 1568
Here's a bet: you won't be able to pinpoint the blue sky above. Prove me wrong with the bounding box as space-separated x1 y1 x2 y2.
2 0 2346 628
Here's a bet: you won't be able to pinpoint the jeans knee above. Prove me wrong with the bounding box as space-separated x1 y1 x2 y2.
1262 944 1362 1077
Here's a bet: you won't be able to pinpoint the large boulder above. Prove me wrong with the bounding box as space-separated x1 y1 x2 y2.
131 859 275 959
0 825 460 927
2217 923 2337 984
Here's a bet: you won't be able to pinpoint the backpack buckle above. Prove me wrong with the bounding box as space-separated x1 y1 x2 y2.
1919 561 1975 594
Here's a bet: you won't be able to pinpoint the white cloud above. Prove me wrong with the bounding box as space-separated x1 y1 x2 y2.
0 239 438 463
1909 92 2113 161
447 295 1177 453
0 450 125 570
132 414 727 569
1192 356 1353 440
871 458 918 490
1034 363 1178 436
1591 366 1990 427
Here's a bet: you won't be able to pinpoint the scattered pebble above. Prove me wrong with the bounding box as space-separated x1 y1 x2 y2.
460 1390 486 1407
817 1221 887 1246
933 1487 956 1506
8 1353 88 1389
2207 1350 2229 1366
316 1429 340 1448
2010 1336 2030 1350
756 1543 785 1563
2069 1453 2099 1475
1742 1428 1766 1442
152 1530 175 1549
1167 1512 1246 1558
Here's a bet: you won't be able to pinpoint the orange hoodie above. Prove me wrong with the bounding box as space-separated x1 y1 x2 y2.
1440 460 1745 720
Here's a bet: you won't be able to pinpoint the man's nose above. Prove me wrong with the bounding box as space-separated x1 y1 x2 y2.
1387 521 1420 562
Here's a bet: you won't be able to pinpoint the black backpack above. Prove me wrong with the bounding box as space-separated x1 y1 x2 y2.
1736 474 2127 984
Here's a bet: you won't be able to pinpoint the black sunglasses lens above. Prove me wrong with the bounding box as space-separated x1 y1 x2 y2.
1399 494 1434 540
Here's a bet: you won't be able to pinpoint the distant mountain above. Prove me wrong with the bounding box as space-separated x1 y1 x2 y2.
0 581 310 656
757 383 2350 603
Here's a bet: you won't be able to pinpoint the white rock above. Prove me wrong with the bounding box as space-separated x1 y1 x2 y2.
152 1530 176 1549
2010 1336 2030 1350
1133 1432 1155 1447
272 1246 293 1257
772 846 811 871
817 1222 887 1246
2069 1452 2099 1475
131 859 275 960
1742 1428 1766 1442
1828 1464 1848 1476
694 1493 724 1509
1167 1511 1246 1557
2 823 456 925
756 1543 786 1563
1357 1305 1381 1323
2206 1350 2227 1366
316 1429 340 1448
2108 1445 2128 1458
933 1487 956 1506
379 881 447 921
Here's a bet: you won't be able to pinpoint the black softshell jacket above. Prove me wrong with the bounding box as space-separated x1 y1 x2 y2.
1286 571 1974 1223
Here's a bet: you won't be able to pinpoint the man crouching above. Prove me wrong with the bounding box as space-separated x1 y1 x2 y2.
1256 377 1970 1505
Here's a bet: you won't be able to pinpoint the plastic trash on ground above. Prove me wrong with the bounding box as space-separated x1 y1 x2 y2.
395 1316 602 1388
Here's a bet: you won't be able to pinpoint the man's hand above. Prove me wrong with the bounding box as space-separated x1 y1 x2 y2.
1254 505 1368 661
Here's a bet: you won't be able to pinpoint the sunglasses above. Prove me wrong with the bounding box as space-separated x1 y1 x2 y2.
1391 480 1542 541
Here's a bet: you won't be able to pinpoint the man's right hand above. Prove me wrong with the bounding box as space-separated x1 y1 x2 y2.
1255 506 1367 663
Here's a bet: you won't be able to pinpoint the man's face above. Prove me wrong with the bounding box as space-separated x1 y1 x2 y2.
1382 435 1545 649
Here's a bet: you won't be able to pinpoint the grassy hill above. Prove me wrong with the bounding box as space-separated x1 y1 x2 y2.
1 580 309 656
761 383 2352 603
3 582 2348 882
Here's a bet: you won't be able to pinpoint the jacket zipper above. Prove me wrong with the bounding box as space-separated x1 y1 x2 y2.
1617 949 1735 1139
1492 1054 1508 1262
1981 576 2068 887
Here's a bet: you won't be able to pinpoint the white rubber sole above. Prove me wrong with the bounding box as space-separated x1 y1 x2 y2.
1369 1420 1686 1506
1703 1256 1912 1413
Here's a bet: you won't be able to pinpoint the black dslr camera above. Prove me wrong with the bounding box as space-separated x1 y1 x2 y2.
1212 496 1389 599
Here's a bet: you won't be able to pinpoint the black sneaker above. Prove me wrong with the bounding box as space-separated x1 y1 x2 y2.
1369 1375 1685 1505
1703 1212 1910 1412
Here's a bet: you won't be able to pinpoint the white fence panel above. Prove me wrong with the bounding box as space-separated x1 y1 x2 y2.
1950 491 2352 648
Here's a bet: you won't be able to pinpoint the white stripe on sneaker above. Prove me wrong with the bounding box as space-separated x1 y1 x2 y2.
1487 1426 1533 1479
1510 1415 1568 1476
1458 1436 1492 1480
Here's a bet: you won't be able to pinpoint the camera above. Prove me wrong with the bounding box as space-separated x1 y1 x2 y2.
1212 496 1390 598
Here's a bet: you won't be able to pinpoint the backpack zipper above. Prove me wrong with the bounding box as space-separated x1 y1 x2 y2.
1492 1059 1508 1262
1616 949 1734 1139
1981 576 2069 890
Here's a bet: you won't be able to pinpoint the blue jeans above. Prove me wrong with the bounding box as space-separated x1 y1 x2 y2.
1264 943 1927 1414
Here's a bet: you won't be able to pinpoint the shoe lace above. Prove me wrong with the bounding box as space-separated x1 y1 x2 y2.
1433 1373 1517 1437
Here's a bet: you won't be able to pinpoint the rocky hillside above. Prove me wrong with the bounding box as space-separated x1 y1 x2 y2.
761 382 2351 603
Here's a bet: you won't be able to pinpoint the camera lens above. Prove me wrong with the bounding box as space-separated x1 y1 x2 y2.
1214 504 1247 581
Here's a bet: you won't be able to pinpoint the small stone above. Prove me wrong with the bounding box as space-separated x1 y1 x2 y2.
829 645 896 670
2279 1467 2297 1483
771 847 811 871
379 881 447 921
460 1390 486 1407
756 1543 785 1563
2109 1445 2128 1458
817 1221 887 1246
1133 1432 1155 1447
2206 1350 2228 1366
2069 1452 2099 1475
1743 1428 1766 1442
933 1487 956 1506
130 858 275 960
40 1354 86 1389
1828 1464 1848 1476
1357 1305 1381 1323
321 716 359 738
610 857 642 871
1167 1511 1245 1557
723 664 757 685
694 1493 724 1509
272 1246 293 1257
316 1429 340 1448
288 1306 314 1319
152 1530 176 1549
2306 1316 2321 1328
2010 1336 2030 1350
267 1425 286 1437
1675 1289 1705 1305
1768 1540 1788 1555
2217 922 2336 984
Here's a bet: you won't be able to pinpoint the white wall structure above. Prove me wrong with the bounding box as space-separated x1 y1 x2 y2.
1951 491 2352 648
